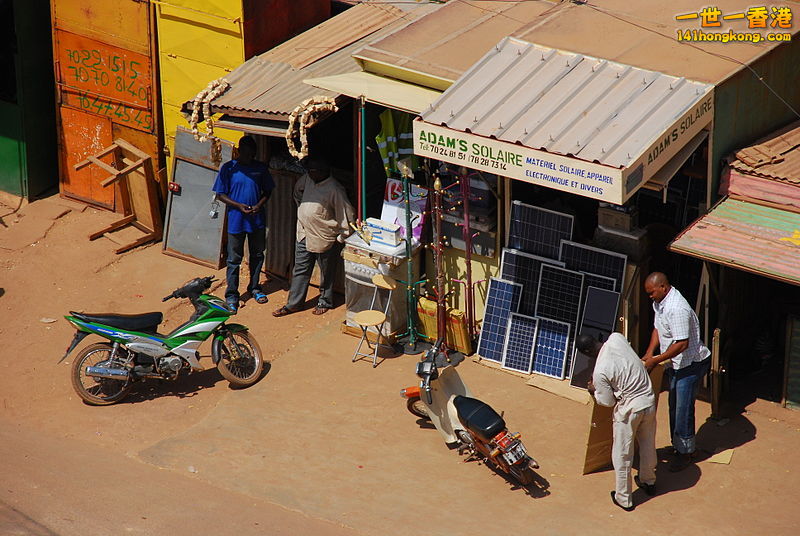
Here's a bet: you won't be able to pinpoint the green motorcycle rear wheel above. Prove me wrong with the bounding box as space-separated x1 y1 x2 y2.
71 343 131 405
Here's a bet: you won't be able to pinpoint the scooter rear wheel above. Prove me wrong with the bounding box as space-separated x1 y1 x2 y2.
70 343 131 406
406 395 431 420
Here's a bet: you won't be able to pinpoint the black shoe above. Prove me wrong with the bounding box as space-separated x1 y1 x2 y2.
635 475 656 496
611 491 634 512
669 453 692 472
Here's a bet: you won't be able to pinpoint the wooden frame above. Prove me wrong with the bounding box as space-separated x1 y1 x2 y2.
74 139 163 254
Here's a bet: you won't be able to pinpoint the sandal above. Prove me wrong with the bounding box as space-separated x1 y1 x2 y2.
253 291 269 304
272 306 295 317
312 306 330 315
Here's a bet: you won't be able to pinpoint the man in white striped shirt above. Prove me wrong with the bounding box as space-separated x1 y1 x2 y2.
642 272 711 472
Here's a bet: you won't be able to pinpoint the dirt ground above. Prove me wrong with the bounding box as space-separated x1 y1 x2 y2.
1 196 799 535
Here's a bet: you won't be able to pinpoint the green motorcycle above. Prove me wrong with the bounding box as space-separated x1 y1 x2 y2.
61 276 263 405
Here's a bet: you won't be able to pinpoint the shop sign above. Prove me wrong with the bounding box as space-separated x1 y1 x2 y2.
623 88 714 200
413 121 624 203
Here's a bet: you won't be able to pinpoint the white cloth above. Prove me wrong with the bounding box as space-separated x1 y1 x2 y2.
592 333 655 421
592 332 657 509
294 174 355 254
653 287 710 370
612 406 657 508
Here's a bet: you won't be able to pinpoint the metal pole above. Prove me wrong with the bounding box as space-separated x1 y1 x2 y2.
459 170 475 338
360 96 367 223
433 174 447 346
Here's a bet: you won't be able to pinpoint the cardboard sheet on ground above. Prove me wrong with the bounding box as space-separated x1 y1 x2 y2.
582 364 665 474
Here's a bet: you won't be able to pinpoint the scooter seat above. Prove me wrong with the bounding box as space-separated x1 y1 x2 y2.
71 311 163 333
453 395 506 442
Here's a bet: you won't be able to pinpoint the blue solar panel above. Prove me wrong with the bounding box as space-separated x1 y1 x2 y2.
508 201 573 260
501 314 538 374
477 278 523 362
532 318 570 379
500 248 564 316
535 264 584 336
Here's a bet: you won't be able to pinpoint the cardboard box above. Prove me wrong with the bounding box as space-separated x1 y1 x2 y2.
597 206 638 232
366 217 402 247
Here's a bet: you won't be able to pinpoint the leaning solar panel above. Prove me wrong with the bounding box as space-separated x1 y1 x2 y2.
508 201 573 259
501 314 539 374
579 286 621 342
477 278 523 362
535 264 585 334
500 248 564 315
532 318 570 379
559 240 628 291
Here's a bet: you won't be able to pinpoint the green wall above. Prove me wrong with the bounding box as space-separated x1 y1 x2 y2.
0 0 56 199
712 39 800 199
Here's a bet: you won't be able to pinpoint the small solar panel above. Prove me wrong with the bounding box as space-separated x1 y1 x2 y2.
580 286 621 342
501 314 539 374
535 264 584 336
508 201 573 259
500 248 564 315
532 318 570 379
559 240 628 292
477 278 523 362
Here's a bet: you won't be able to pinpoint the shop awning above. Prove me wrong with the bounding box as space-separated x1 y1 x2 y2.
304 71 441 114
414 38 714 205
642 130 709 201
670 197 800 286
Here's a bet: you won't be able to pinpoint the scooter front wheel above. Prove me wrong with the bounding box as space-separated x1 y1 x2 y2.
70 343 131 406
406 395 431 420
214 330 264 387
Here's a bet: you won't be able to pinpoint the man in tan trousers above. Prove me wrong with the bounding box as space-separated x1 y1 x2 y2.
579 333 657 511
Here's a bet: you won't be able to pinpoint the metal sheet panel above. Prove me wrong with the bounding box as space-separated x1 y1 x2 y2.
52 0 151 54
156 3 244 72
203 4 435 119
58 106 114 209
422 38 713 170
305 72 441 115
670 197 800 286
55 30 154 133
159 53 236 109
727 119 800 184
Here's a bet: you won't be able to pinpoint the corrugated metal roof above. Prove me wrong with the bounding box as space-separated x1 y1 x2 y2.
198 2 436 118
727 120 800 184
355 0 797 87
670 197 800 286
421 37 713 169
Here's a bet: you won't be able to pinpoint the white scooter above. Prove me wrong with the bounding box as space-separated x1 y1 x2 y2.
401 339 540 484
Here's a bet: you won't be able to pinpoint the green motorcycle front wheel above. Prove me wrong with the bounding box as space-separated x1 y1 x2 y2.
214 330 264 387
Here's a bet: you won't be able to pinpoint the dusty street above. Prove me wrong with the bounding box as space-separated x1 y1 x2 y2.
1 197 799 535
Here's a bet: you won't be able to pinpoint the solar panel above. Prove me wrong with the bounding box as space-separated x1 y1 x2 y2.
569 350 594 389
477 278 523 362
532 318 570 379
559 240 628 292
508 201 573 259
501 314 539 374
579 286 621 342
500 248 564 315
535 264 584 337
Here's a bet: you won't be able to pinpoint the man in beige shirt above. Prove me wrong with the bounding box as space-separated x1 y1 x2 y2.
273 157 354 317
580 333 657 512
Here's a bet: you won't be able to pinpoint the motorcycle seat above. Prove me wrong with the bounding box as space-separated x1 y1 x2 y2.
70 311 163 333
453 395 506 443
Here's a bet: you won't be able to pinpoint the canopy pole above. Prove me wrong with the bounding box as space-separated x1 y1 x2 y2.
360 96 367 223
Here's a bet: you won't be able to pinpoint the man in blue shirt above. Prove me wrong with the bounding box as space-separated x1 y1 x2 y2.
212 135 274 311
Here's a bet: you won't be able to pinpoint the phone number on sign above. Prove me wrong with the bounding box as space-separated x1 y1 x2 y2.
68 90 153 131
418 143 508 171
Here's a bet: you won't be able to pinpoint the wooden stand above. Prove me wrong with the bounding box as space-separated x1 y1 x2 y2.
75 139 162 254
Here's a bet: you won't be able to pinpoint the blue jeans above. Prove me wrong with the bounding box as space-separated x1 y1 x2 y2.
666 358 711 454
225 228 266 301
286 239 340 311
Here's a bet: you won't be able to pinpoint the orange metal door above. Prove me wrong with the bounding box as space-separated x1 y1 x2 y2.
59 106 115 209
